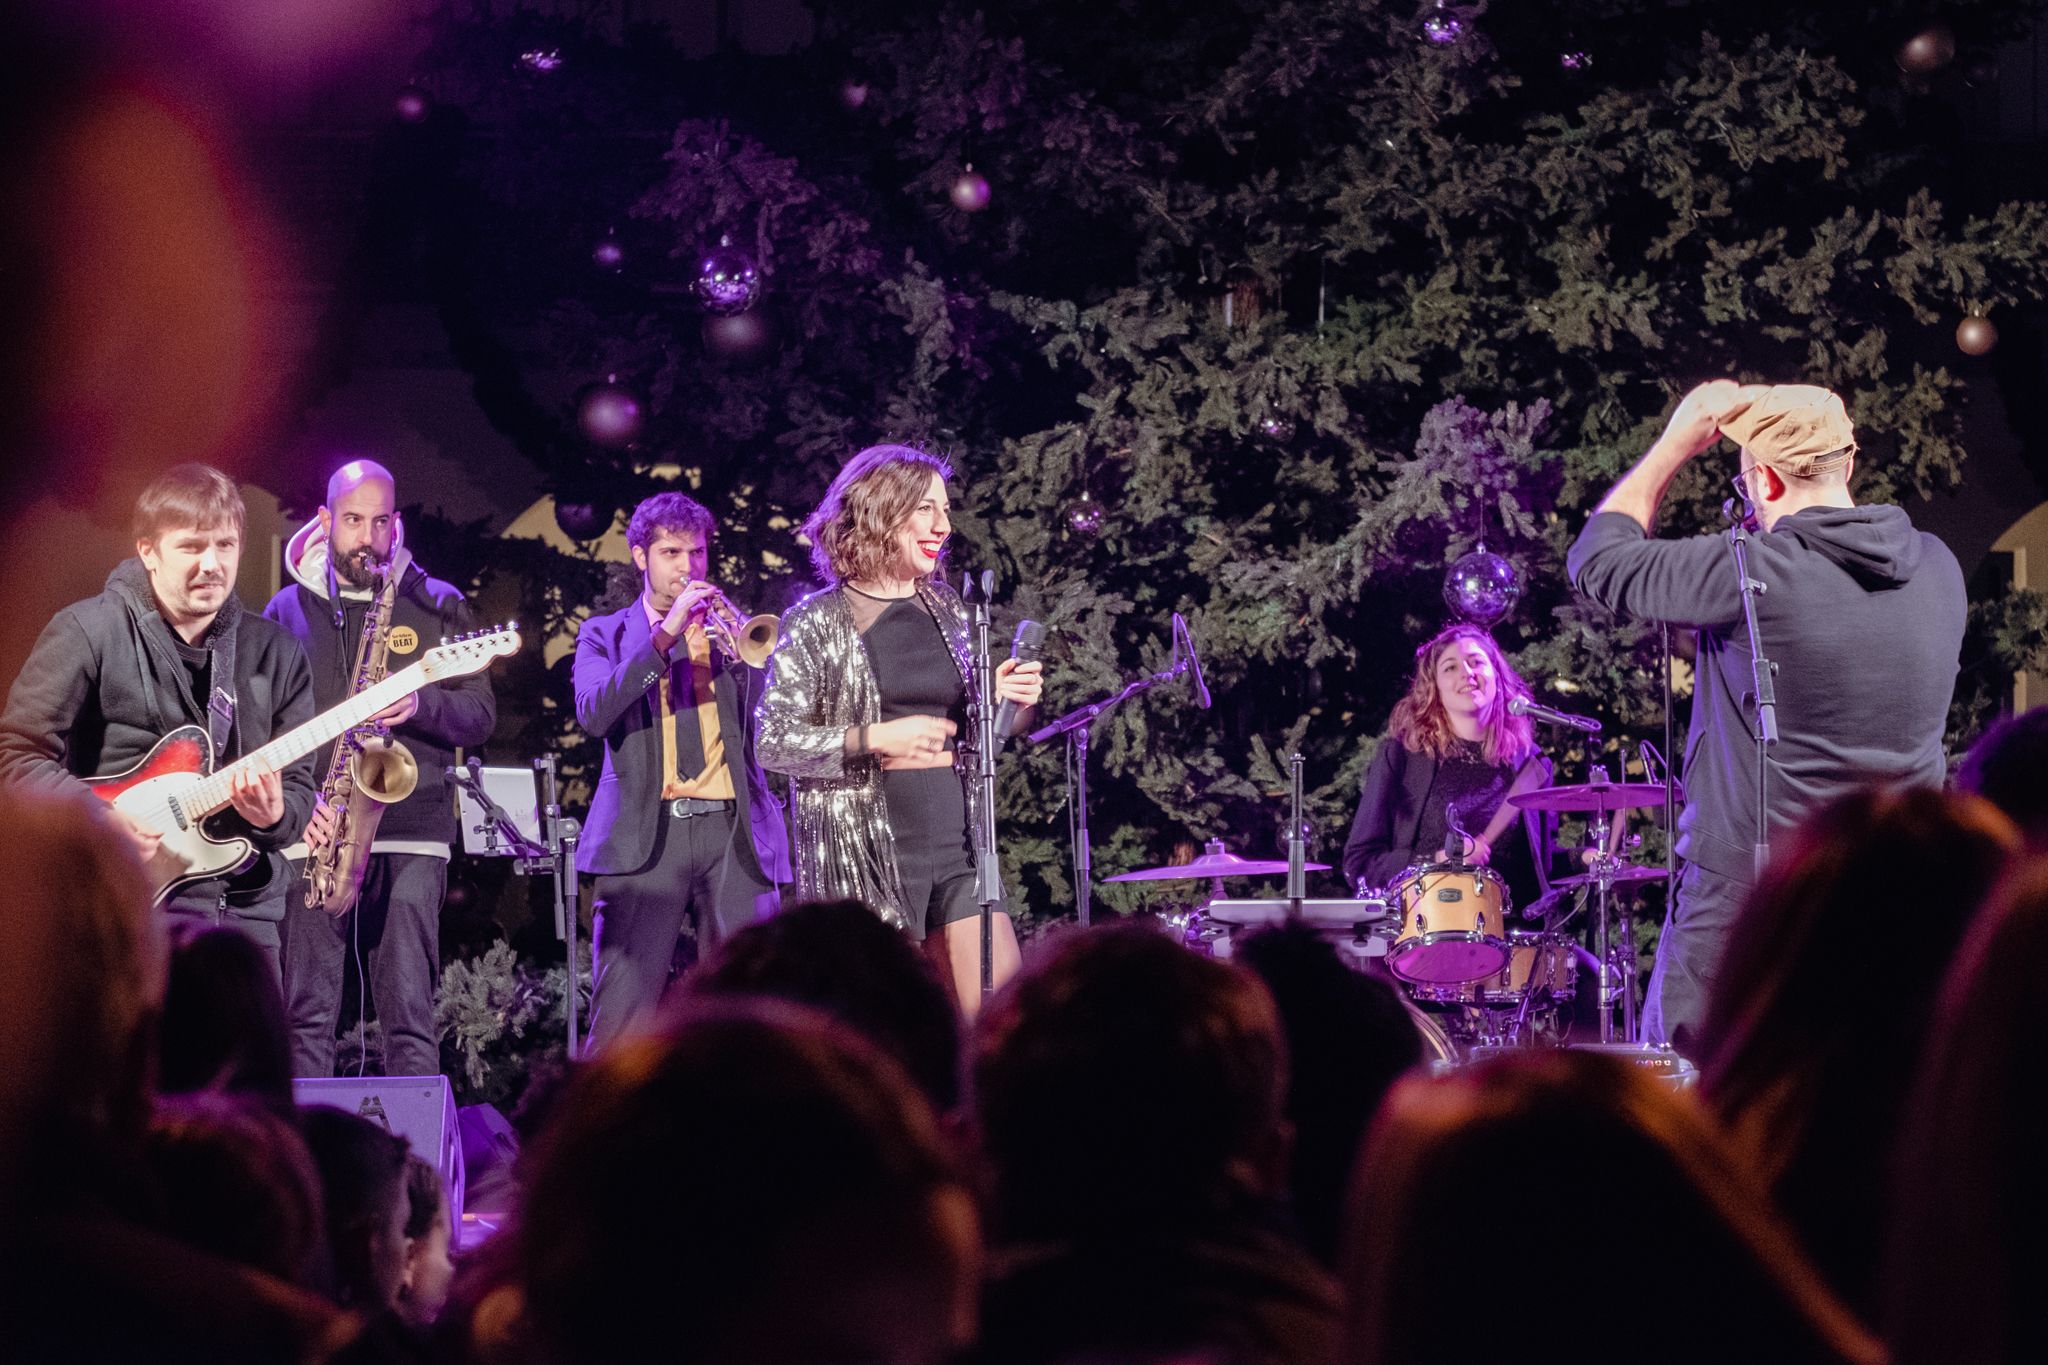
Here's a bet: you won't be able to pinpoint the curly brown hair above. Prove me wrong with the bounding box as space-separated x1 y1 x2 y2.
1388 623 1535 767
802 444 953 584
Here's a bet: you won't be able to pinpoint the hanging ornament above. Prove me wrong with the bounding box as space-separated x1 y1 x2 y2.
577 377 643 448
1422 2 1464 45
1257 413 1297 443
1956 313 1998 356
553 499 615 542
702 311 776 362
1442 546 1522 627
693 236 761 317
592 232 625 273
1559 48 1592 72
1895 23 1957 75
839 78 870 110
1063 491 1105 539
518 47 565 74
950 165 992 213
393 88 430 123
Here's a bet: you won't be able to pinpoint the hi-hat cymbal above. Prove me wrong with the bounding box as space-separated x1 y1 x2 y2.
1549 865 1669 889
1105 850 1331 882
1511 782 1671 814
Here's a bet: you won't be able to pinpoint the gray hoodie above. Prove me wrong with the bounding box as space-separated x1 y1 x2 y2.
1568 503 1965 882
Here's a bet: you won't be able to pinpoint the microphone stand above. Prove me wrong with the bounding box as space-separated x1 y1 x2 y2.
1726 518 1778 879
1028 649 1202 929
964 574 1004 997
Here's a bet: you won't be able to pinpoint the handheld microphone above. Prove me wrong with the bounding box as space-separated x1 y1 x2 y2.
994 619 1046 740
1507 694 1603 734
1171 613 1212 709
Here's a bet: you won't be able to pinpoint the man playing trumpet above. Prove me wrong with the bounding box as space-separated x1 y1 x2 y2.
574 493 791 1048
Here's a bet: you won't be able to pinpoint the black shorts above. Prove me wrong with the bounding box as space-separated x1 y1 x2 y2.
882 766 978 940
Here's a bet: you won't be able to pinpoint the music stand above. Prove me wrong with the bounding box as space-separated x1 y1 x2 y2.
452 755 583 1055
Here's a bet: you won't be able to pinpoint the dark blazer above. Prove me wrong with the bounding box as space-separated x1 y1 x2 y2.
572 600 791 883
1340 736 1550 901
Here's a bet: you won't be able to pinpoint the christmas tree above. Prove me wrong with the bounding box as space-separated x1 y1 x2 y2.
387 0 2048 933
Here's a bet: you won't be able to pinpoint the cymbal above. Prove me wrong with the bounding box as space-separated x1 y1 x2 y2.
1549 865 1669 889
1105 850 1331 883
1511 782 1671 814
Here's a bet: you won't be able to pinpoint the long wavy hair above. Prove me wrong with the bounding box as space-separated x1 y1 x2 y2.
1387 623 1534 766
802 444 953 585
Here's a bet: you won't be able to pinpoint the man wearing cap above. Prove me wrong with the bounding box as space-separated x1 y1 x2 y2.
1567 380 1965 1054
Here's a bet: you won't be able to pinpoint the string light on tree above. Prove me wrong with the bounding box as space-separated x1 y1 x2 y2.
1956 312 1998 356
950 165 992 212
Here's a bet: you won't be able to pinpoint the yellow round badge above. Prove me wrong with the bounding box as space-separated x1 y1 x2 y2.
387 625 420 654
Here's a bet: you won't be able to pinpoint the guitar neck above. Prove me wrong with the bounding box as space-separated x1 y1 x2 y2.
185 662 427 820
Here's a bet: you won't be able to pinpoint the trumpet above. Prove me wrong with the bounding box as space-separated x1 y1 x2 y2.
695 583 779 667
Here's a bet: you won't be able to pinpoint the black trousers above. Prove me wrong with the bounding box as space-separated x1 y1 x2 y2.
1640 860 1749 1058
282 852 447 1078
587 804 778 1050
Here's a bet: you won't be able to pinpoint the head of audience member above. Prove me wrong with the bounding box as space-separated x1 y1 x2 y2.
801 443 953 586
1886 856 2048 1365
132 462 245 636
1698 786 2017 1310
298 1105 413 1313
1231 923 1423 1266
1388 623 1535 766
626 491 715 616
1342 1052 1881 1365
678 898 962 1111
157 922 295 1114
1 789 165 1216
1957 706 2048 845
142 1091 324 1284
972 924 1290 1242
396 1154 455 1330
500 999 975 1365
320 458 398 590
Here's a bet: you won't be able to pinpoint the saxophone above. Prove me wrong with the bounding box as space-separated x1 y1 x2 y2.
306 548 420 916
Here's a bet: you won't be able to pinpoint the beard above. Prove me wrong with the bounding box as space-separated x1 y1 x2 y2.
334 545 386 589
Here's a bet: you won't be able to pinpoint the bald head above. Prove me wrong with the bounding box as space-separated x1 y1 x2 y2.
321 460 398 589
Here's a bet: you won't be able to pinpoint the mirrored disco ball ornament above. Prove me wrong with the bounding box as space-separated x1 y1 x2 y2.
1443 547 1521 626
1422 4 1464 45
950 166 992 212
1064 492 1105 538
1258 414 1297 442
693 238 761 317
519 48 565 74
577 380 643 448
1560 49 1592 71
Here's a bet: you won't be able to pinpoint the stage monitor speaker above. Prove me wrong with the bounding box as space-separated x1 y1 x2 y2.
294 1075 465 1228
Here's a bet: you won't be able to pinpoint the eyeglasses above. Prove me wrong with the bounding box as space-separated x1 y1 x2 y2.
1730 461 1771 507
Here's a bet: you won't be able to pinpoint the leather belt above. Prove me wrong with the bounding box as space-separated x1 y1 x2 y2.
668 797 735 819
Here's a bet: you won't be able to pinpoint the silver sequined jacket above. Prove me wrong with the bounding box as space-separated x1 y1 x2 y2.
754 580 987 930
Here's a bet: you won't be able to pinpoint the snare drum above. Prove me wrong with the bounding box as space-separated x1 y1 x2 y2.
1387 862 1510 986
1477 931 1579 1007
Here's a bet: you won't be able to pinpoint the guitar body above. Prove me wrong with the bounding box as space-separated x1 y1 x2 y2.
86 725 256 905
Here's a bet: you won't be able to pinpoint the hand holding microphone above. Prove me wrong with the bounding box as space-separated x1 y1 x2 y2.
994 620 1046 740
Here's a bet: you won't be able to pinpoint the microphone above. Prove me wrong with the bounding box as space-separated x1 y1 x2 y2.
1723 497 1759 534
994 619 1046 740
1507 694 1603 734
1171 613 1212 709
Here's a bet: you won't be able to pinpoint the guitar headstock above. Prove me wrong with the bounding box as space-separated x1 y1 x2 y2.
421 625 522 682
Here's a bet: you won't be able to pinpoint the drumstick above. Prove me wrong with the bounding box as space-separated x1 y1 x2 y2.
1472 755 1547 856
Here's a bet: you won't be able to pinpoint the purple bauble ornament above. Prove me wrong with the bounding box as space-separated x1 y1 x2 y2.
950 167 992 212
578 381 643 448
1442 547 1522 626
693 238 761 317
393 88 429 123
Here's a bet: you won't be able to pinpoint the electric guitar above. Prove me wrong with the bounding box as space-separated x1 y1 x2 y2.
87 627 520 905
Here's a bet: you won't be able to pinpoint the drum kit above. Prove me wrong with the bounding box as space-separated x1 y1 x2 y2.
1116 772 1686 1070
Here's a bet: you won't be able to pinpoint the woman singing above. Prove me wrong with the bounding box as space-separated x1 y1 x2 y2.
758 445 1043 1010
1341 623 1550 908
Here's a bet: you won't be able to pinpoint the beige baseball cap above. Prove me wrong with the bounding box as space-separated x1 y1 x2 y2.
1719 384 1857 477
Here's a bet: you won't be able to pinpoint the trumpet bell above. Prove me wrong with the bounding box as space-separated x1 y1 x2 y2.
735 614 779 668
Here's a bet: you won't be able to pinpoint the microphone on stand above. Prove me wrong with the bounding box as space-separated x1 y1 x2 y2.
1171 613 1212 709
1507 694 1603 734
994 620 1046 740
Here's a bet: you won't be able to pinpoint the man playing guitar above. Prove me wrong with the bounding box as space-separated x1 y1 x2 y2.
0 464 318 975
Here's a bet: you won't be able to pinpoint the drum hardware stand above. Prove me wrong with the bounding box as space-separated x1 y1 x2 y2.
1579 763 1640 1045
962 572 1004 997
1027 626 1206 929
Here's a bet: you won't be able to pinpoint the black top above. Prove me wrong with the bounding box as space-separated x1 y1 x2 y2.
1413 738 1510 861
1568 505 1963 883
862 596 967 733
1342 737 1551 911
